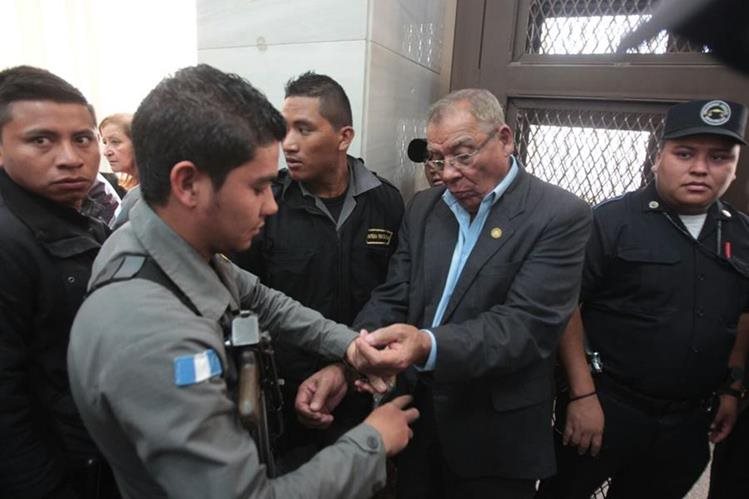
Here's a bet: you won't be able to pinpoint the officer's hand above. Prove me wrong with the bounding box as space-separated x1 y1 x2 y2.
563 393 605 457
295 364 349 429
364 395 419 457
347 326 431 377
710 394 739 443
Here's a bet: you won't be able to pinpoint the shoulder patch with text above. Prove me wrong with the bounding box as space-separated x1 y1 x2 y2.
366 228 394 246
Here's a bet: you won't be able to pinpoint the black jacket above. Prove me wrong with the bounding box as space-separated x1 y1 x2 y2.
582 182 749 400
235 157 404 383
234 157 403 458
0 171 110 497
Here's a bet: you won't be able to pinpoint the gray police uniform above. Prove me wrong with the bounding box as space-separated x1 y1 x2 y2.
67 200 386 499
111 184 140 229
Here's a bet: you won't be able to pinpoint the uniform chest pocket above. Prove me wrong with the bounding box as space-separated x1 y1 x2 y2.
614 246 681 311
616 246 680 265
717 258 749 326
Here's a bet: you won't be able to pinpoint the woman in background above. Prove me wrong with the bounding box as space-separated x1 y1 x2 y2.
100 113 137 193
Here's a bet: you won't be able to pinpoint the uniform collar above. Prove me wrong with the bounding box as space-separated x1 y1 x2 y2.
639 181 730 221
0 169 108 246
280 155 382 228
129 200 236 321
639 182 667 213
281 155 382 199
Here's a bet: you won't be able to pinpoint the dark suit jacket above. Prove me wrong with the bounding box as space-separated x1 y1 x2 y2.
354 166 592 480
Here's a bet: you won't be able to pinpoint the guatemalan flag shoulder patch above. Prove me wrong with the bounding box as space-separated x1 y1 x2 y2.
173 349 223 387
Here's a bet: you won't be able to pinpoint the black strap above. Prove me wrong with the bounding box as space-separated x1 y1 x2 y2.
89 254 201 316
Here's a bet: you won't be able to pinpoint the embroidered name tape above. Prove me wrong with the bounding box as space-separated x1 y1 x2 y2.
174 349 222 387
366 228 393 246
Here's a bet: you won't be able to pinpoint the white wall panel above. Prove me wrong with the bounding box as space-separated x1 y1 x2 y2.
199 40 367 158
363 41 440 197
368 0 447 72
198 0 367 49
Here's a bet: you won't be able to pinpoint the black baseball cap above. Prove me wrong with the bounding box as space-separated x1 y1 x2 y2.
662 99 747 145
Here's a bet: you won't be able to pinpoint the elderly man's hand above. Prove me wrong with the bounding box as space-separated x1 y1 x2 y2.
345 325 432 378
295 363 393 429
294 363 349 429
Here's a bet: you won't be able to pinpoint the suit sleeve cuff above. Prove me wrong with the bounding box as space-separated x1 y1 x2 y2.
414 329 437 372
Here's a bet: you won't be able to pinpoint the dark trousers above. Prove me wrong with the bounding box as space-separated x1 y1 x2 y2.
536 380 713 499
396 382 536 499
708 404 749 499
50 457 120 499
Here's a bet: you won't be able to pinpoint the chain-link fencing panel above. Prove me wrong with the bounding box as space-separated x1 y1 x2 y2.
512 103 666 206
525 0 708 55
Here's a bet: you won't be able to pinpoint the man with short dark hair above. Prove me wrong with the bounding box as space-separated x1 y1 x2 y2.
234 71 404 467
67 64 417 499
0 65 115 498
537 99 749 499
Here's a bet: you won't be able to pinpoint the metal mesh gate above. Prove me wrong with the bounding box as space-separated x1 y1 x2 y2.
511 101 667 205
524 0 707 55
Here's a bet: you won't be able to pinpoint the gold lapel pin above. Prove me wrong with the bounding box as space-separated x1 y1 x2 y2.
490 227 503 239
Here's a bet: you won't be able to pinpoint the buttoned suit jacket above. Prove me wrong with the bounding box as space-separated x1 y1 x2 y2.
354 165 592 479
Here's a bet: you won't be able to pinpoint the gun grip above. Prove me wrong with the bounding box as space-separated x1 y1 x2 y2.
237 349 261 428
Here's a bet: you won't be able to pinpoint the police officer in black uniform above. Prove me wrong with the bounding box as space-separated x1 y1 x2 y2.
234 72 404 469
536 99 749 499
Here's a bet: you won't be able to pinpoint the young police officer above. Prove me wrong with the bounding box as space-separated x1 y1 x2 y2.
235 72 404 467
67 65 418 499
537 99 749 499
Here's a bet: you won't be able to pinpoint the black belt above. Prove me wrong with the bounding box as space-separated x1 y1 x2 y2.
596 373 712 416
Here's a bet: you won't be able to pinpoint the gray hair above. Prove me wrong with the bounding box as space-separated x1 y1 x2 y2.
427 88 505 129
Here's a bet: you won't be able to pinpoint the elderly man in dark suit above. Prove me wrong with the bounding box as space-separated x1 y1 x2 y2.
296 88 591 498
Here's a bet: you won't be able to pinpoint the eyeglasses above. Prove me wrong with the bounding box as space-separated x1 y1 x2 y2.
426 129 498 172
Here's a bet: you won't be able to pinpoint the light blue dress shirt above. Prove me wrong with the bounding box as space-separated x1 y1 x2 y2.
418 157 519 371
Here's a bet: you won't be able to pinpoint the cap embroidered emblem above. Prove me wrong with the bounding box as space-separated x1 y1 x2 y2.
490 227 503 239
648 200 659 209
701 100 731 126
